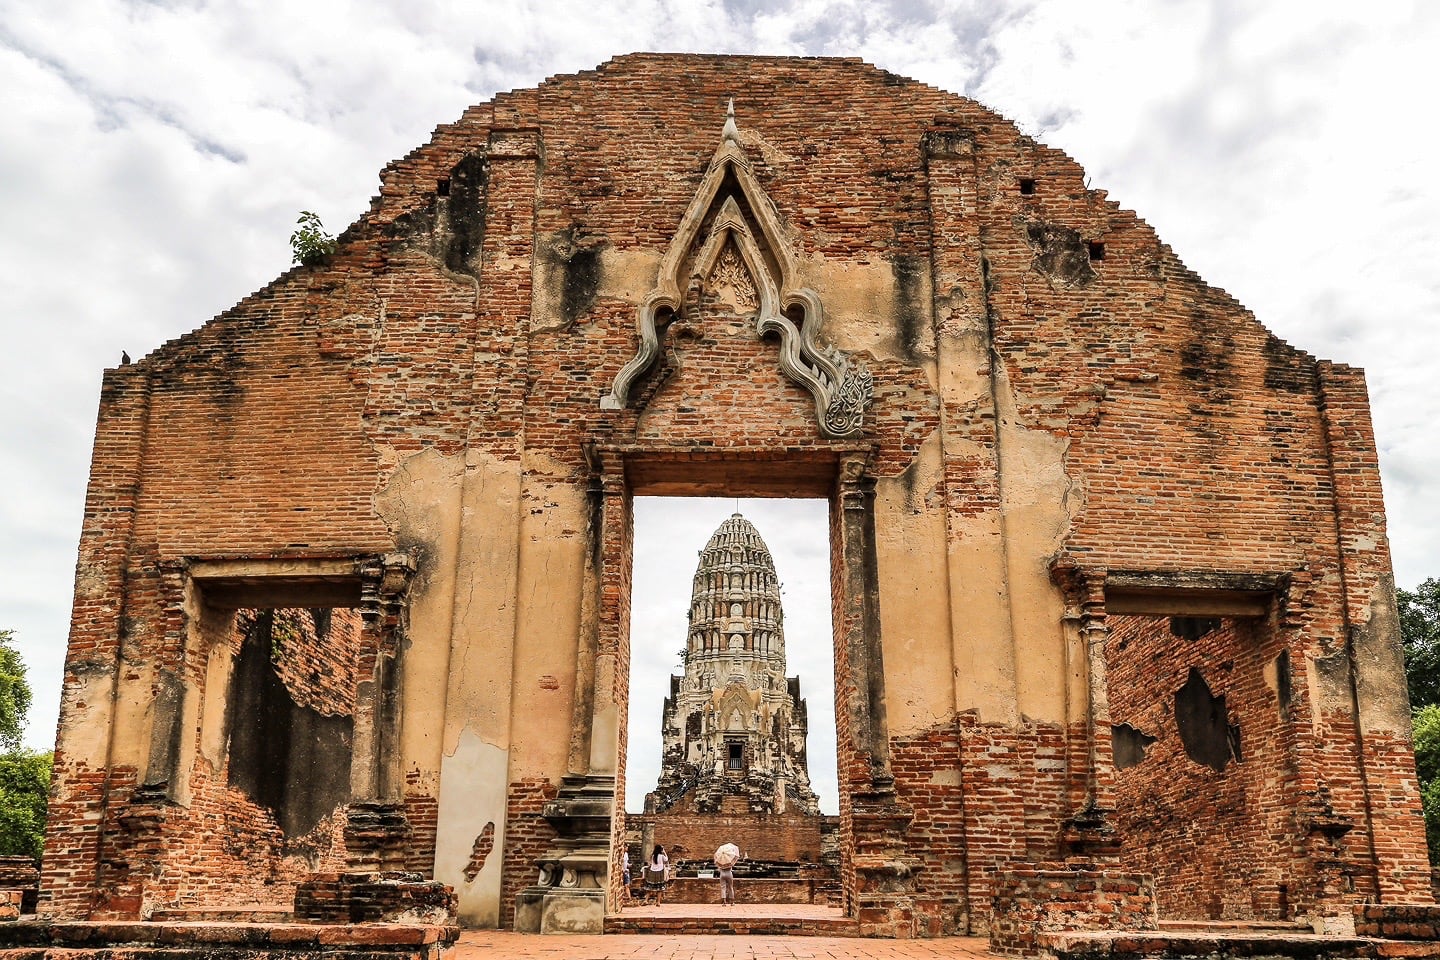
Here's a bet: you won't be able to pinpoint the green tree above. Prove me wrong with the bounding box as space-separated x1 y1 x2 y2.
1404 582 1440 864
0 750 49 861
0 630 31 753
0 631 46 862
1398 579 1440 710
1413 704 1440 864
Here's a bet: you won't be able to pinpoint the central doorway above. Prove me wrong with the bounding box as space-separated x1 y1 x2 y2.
618 495 841 917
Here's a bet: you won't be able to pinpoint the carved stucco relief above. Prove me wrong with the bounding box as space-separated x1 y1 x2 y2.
600 102 872 439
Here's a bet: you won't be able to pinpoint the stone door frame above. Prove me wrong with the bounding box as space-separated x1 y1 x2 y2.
515 442 919 935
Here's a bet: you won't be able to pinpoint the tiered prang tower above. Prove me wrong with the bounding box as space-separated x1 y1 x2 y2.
648 514 821 817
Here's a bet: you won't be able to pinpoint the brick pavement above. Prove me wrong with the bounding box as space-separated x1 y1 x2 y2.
452 930 994 959
459 905 994 958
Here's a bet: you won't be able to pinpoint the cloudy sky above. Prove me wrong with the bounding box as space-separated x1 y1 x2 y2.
3 1 1438 811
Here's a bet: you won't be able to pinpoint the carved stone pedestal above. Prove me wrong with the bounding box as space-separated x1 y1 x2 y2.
850 782 919 938
513 774 613 934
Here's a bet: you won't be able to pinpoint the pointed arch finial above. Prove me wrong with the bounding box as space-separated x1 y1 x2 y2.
599 103 873 438
722 98 739 143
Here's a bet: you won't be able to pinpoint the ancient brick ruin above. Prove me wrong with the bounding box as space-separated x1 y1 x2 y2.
647 514 821 820
41 53 1433 946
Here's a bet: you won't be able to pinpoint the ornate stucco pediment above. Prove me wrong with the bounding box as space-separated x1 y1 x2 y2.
600 101 871 439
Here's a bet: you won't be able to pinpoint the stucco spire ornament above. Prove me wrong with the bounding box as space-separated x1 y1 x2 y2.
600 100 872 439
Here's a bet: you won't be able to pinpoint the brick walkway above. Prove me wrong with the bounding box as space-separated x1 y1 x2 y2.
452 930 995 959
455 907 993 959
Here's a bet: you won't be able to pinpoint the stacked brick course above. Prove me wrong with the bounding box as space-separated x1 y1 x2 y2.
1106 615 1298 919
989 864 1156 956
629 809 827 866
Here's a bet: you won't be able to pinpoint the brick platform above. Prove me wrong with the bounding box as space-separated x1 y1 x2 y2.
989 862 1157 955
1039 929 1440 959
460 929 995 958
1354 904 1440 941
0 920 457 959
646 876 838 905
604 902 857 936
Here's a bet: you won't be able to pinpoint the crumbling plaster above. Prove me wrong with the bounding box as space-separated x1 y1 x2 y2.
436 729 509 926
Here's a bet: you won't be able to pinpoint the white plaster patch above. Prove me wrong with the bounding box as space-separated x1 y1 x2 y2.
929 768 961 787
597 248 662 303
434 728 511 927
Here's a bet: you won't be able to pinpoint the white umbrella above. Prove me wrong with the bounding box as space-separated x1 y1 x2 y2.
714 843 740 867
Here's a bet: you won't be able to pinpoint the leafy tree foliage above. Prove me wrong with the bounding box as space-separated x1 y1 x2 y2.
0 750 49 861
0 630 31 753
1413 704 1440 865
0 631 46 862
1398 578 1440 710
1402 583 1440 863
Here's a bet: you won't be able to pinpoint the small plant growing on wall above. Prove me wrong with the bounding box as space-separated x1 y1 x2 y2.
290 210 336 265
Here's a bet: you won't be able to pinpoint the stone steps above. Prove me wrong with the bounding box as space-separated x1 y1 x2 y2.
1157 918 1313 932
148 907 294 923
604 913 859 936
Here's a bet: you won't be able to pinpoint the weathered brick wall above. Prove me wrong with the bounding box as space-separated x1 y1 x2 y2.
828 502 858 916
404 772 439 877
630 810 826 865
890 718 1091 935
1106 615 1298 919
46 53 1427 931
234 608 361 718
1354 903 1440 940
497 780 556 929
146 778 348 913
989 863 1156 956
889 725 967 933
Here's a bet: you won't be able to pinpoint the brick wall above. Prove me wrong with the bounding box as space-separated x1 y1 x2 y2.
46 53 1427 931
497 780 556 929
234 608 361 718
630 810 826 866
989 862 1156 955
1106 615 1298 919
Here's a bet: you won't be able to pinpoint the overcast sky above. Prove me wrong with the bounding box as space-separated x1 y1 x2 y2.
3 2 1439 795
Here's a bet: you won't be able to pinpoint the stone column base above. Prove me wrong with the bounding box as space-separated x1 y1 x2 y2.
513 886 605 934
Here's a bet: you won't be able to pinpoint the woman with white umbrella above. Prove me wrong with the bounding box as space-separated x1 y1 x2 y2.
714 843 741 906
